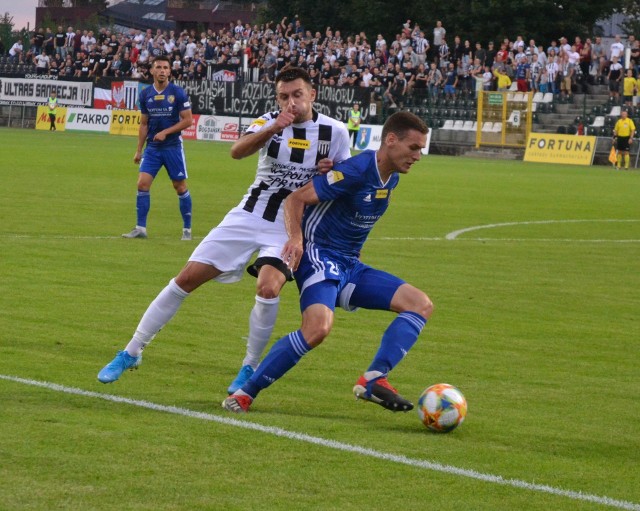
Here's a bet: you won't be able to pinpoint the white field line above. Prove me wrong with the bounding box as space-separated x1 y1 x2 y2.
3 219 639 243
1 374 639 511
3 234 640 243
372 237 640 243
444 219 640 240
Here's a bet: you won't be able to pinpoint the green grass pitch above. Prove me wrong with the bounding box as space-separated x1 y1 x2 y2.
1 128 639 510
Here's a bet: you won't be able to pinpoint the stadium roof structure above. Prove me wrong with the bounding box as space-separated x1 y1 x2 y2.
36 0 260 33
102 0 175 31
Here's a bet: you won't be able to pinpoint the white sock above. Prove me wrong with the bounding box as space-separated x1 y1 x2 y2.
242 295 279 368
125 278 189 356
364 370 384 381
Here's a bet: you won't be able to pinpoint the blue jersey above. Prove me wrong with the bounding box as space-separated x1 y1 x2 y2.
303 150 398 258
139 82 191 147
515 63 530 80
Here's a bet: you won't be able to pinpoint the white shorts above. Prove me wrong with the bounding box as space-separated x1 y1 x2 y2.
189 206 287 283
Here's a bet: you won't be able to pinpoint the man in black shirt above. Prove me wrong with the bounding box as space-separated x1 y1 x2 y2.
44 27 54 56
32 28 44 56
107 34 120 55
485 41 497 69
55 26 66 58
93 49 111 77
120 53 132 76
475 42 486 66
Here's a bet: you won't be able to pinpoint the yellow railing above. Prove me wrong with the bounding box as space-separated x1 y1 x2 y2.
476 90 533 148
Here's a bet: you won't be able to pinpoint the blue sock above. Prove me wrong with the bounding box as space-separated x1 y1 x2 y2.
367 312 426 375
241 330 310 398
136 191 150 228
178 190 192 229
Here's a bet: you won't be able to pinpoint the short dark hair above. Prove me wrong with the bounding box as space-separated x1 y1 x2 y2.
151 55 171 66
381 111 428 141
275 65 312 86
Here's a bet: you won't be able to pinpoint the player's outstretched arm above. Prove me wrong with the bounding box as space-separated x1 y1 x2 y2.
282 181 320 271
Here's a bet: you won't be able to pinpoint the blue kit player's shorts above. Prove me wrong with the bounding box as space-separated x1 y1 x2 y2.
295 243 406 313
140 142 188 181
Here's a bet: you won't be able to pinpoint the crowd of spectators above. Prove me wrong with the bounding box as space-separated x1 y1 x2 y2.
3 16 640 105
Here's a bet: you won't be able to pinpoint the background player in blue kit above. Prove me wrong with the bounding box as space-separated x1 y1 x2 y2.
223 111 433 414
122 55 194 241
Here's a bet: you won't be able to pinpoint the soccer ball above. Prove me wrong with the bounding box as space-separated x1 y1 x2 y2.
418 383 467 433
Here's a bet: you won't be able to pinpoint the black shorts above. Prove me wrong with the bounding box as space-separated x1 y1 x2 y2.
609 80 620 92
616 136 630 151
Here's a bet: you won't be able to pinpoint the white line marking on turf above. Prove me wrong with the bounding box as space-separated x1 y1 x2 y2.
372 237 640 243
2 374 639 511
445 219 640 240
5 234 640 244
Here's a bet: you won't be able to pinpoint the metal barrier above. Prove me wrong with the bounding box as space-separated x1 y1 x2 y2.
0 105 38 128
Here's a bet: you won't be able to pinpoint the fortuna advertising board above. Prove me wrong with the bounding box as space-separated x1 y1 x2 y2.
524 133 597 165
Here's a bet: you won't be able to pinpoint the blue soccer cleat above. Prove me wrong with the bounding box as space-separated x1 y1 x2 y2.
97 350 142 383
227 364 255 394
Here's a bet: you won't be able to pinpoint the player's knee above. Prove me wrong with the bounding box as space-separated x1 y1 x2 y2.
301 316 333 347
256 281 280 299
174 264 215 293
405 290 434 320
173 181 188 194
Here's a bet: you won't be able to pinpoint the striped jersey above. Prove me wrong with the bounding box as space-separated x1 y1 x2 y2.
239 109 351 224
303 150 398 257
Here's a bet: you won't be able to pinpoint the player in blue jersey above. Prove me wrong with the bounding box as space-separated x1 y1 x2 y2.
122 55 194 241
223 111 433 413
97 66 351 386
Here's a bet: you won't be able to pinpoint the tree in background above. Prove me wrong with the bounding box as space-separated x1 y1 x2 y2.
0 12 14 54
618 0 640 36
259 0 623 45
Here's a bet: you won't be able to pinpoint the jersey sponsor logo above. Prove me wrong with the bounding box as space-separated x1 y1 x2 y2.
375 189 389 199
154 94 165 101
252 118 267 126
326 170 344 184
317 140 330 157
288 138 311 150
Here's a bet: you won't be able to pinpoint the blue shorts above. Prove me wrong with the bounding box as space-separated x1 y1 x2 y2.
140 142 188 181
295 244 405 313
444 85 456 95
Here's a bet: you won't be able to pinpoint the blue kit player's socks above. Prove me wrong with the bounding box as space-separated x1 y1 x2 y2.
241 330 310 398
136 190 150 227
367 311 426 375
178 190 192 229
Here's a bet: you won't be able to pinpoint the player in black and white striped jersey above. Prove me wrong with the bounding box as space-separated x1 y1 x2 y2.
97 66 352 391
